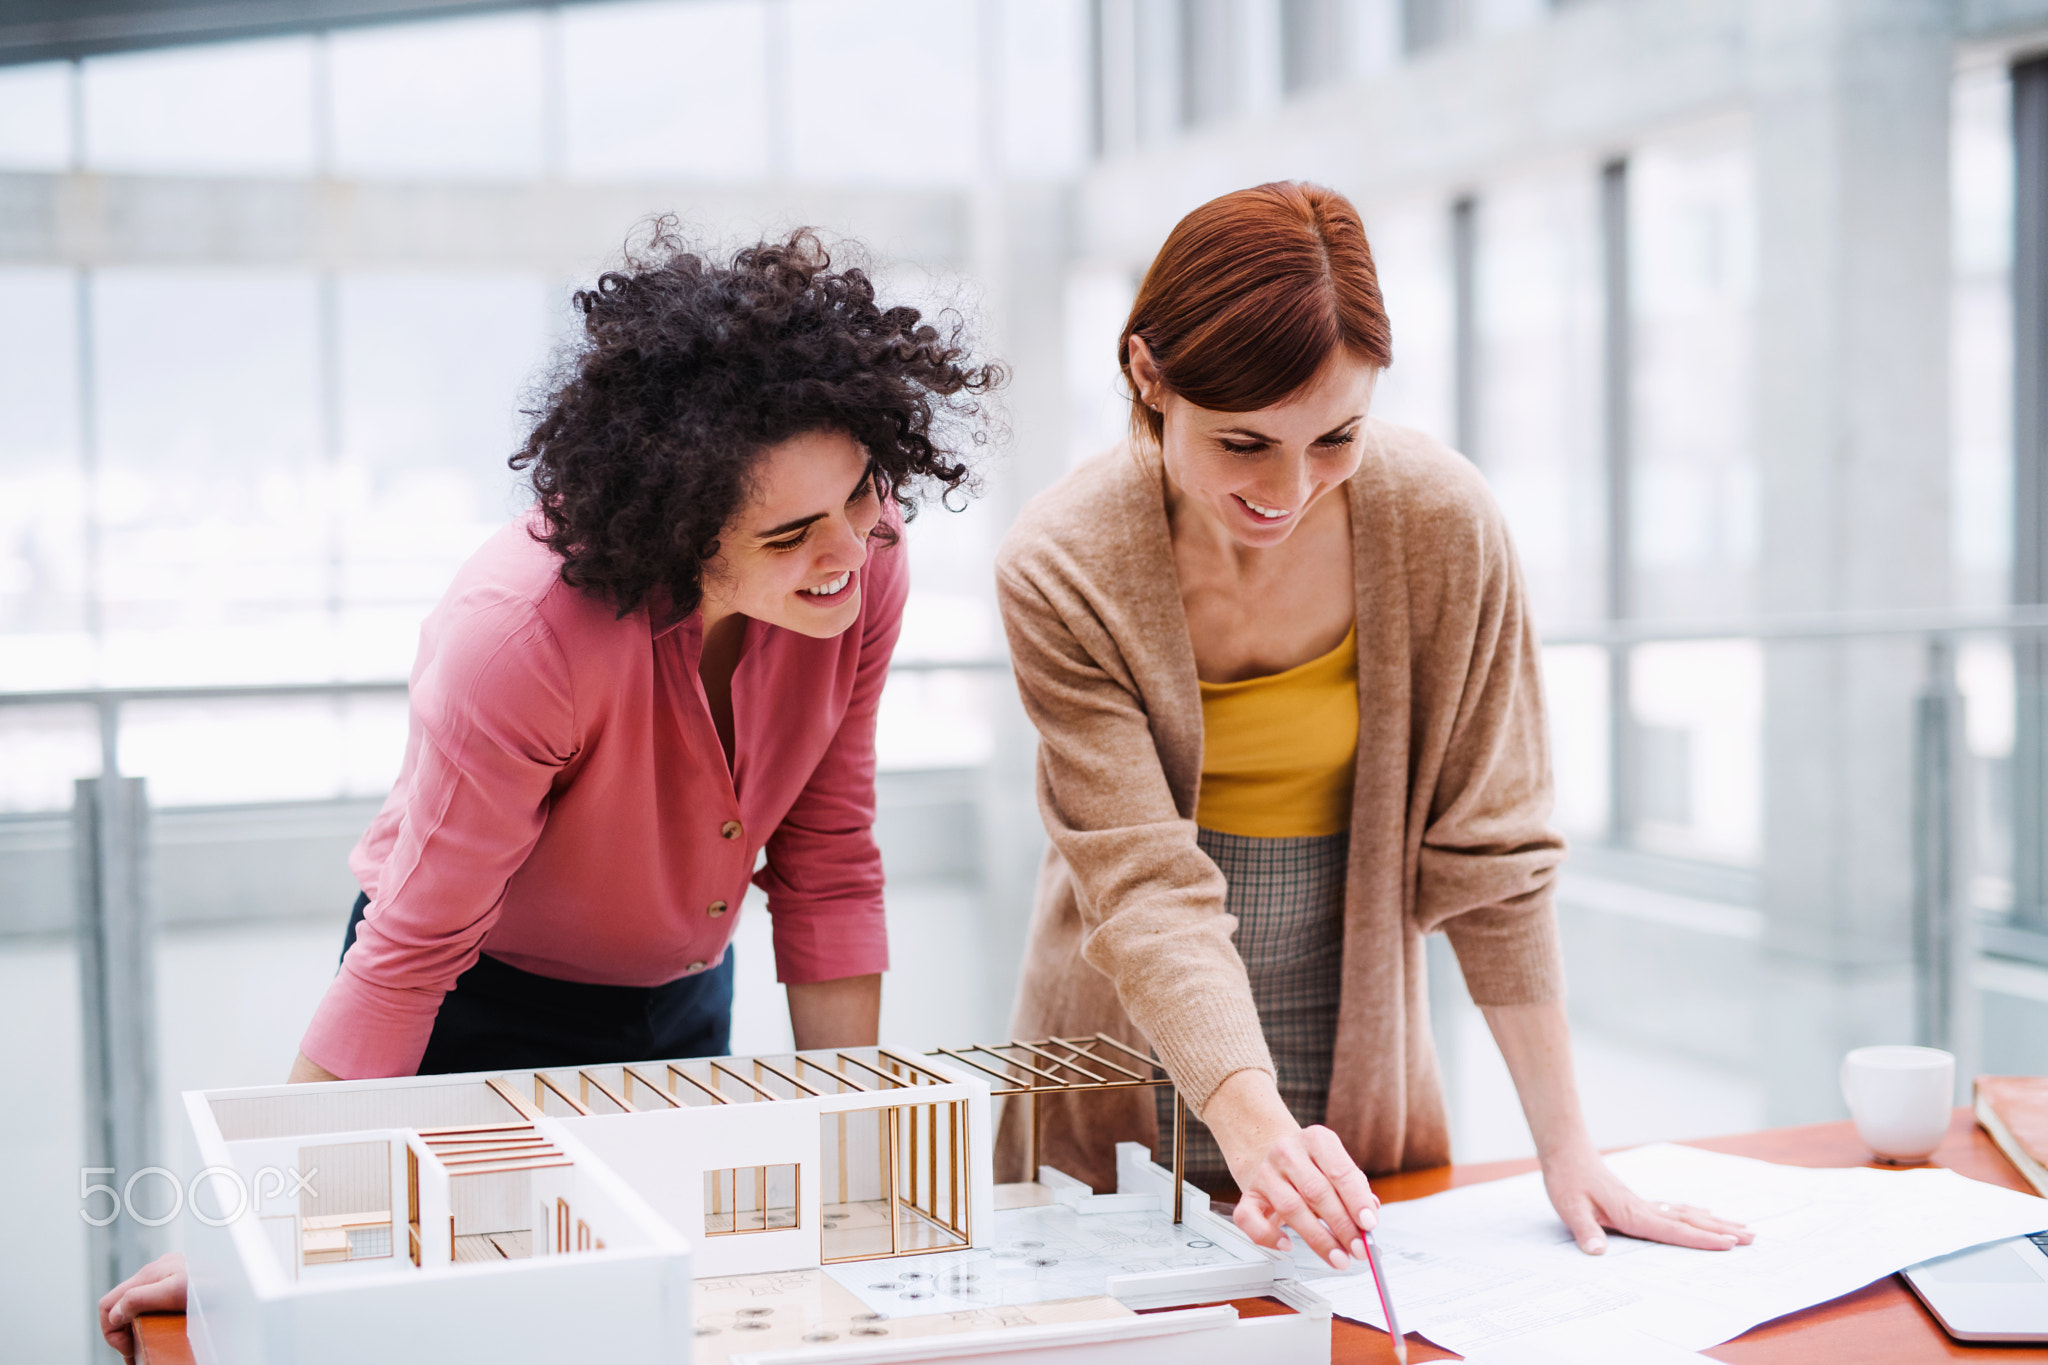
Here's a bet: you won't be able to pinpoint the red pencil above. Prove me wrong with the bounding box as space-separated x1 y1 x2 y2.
1361 1230 1407 1365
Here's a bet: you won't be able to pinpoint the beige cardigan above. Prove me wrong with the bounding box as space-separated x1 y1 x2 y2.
993 420 1566 1189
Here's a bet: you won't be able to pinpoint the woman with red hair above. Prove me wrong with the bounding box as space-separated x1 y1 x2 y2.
997 182 1748 1269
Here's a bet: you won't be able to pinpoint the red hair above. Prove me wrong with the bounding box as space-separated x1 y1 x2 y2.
1119 181 1392 445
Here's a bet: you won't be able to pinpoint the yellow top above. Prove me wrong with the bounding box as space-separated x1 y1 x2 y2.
1196 625 1359 838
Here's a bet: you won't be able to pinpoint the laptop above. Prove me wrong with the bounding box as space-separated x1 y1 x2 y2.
1901 1230 2048 1342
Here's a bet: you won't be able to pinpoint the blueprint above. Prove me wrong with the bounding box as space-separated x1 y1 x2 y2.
1308 1142 2048 1357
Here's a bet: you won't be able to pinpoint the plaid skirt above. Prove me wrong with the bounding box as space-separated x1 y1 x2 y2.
1155 826 1347 1191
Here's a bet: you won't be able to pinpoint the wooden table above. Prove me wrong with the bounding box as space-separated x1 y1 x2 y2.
132 1109 2043 1364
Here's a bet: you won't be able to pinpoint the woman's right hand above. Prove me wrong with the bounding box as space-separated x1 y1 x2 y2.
1203 1069 1380 1269
99 1252 187 1361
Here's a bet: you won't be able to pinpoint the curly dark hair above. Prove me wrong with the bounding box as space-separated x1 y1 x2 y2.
511 221 1003 620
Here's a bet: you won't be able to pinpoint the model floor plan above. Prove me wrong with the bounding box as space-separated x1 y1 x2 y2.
181 1041 1334 1364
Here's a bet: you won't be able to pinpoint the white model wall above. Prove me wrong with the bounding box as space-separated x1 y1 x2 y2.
529 1118 687 1257
450 1163 532 1236
296 1137 392 1217
563 1101 821 1276
192 1249 694 1365
208 1078 519 1140
560 1081 995 1277
406 1136 452 1270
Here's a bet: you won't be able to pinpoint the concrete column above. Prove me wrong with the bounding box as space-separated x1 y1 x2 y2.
1601 158 1634 847
1451 195 1478 463
1097 0 1141 159
1749 0 1954 1124
1135 0 1184 144
75 776 159 1318
2011 56 2048 932
1237 0 1283 115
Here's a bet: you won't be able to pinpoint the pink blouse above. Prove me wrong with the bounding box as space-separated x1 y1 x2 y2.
298 511 905 1078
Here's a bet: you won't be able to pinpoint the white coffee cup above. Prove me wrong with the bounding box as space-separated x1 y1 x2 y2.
1840 1045 1955 1164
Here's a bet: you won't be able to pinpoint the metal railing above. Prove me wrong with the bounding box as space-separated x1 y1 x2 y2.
1543 603 2048 647
0 658 1016 781
1543 603 2048 1062
0 680 411 780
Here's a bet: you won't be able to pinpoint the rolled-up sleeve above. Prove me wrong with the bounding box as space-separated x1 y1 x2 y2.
751 541 906 984
298 598 576 1078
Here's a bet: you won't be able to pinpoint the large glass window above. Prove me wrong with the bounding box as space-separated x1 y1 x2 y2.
1951 63 2017 919
0 266 95 808
329 13 548 179
563 0 772 180
0 268 84 641
336 272 549 675
1628 126 1758 622
82 39 316 176
0 1 1054 808
0 62 73 169
999 0 1091 179
1474 169 1605 629
786 0 980 185
1365 198 1457 450
1628 640 1763 863
1062 265 1139 466
1624 125 1762 865
1952 63 2014 612
92 268 325 668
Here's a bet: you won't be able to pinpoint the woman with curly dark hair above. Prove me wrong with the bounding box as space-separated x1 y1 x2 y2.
102 224 998 1352
252 226 991 1087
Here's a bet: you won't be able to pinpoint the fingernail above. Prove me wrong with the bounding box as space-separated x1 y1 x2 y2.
1328 1248 1350 1270
1276 1234 1291 1251
1586 1235 1606 1254
1351 1238 1367 1259
1358 1205 1378 1230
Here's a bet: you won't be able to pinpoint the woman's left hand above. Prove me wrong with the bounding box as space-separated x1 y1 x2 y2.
99 1252 188 1361
1479 1001 1753 1256
1539 1142 1753 1254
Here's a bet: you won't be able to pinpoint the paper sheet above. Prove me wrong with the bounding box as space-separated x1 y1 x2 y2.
1309 1142 2048 1357
1456 1319 1718 1364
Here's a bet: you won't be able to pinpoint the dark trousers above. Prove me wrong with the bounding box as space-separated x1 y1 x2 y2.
340 892 733 1075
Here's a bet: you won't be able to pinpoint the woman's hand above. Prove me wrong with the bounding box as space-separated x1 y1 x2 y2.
1479 999 1752 1254
99 1252 187 1361
1539 1140 1754 1254
1203 1070 1379 1269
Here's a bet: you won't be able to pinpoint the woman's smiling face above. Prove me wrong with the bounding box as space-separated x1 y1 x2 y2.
1129 336 1378 550
699 429 883 638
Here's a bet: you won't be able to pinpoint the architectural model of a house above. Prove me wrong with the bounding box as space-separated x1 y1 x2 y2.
181 1039 1335 1364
